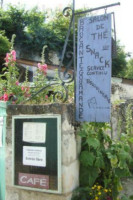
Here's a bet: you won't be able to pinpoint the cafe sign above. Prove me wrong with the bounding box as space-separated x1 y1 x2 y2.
19 173 49 189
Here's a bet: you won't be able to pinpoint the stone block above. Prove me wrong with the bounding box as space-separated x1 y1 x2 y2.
121 178 133 198
76 135 81 157
6 128 12 144
62 160 79 193
6 188 20 200
5 144 12 185
62 116 74 132
62 131 76 165
111 116 118 139
20 190 72 200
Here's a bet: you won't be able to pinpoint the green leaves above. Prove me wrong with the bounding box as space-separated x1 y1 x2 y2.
125 58 133 80
115 168 130 178
80 151 95 167
0 6 64 60
87 136 100 149
111 156 118 168
78 122 133 200
94 156 105 168
0 32 10 55
112 41 127 77
80 165 99 187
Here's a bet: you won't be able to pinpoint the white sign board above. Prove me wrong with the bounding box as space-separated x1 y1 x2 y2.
23 122 46 143
76 14 112 122
23 146 46 167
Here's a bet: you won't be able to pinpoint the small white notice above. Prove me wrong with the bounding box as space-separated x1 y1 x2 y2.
23 146 46 167
0 117 4 147
23 122 46 143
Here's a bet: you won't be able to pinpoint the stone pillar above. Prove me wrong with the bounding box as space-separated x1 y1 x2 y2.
5 103 80 200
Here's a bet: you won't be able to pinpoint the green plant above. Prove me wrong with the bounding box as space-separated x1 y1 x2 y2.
124 58 133 80
0 31 11 55
0 35 49 104
112 41 127 77
0 34 74 104
116 103 133 151
120 103 133 172
0 34 31 103
125 104 133 136
72 183 112 200
72 122 133 200
29 45 50 104
0 5 128 74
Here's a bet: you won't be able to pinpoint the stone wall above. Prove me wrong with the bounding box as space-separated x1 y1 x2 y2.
5 100 133 199
111 78 133 102
16 47 60 66
5 103 80 200
111 99 133 139
111 100 133 198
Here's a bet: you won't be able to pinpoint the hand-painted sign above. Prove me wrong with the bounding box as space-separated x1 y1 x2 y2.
19 173 49 189
76 13 112 122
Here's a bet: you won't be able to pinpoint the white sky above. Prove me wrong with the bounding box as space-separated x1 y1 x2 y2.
3 0 133 56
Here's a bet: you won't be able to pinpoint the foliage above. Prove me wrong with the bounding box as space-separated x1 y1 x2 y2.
0 35 74 104
72 122 133 200
0 6 64 62
0 35 49 104
117 103 133 172
0 31 10 56
125 104 133 136
0 34 26 103
26 7 46 32
0 5 128 74
112 42 127 77
72 184 112 200
46 8 91 63
0 6 28 40
124 58 133 80
46 9 73 53
0 5 46 39
0 6 46 55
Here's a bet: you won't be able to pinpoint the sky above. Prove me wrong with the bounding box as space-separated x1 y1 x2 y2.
3 0 133 56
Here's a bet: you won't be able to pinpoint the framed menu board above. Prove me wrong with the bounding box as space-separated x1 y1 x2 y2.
12 115 61 193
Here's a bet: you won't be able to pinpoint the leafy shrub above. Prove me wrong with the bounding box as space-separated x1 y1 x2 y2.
0 31 10 55
124 59 133 80
72 122 133 200
0 35 49 104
